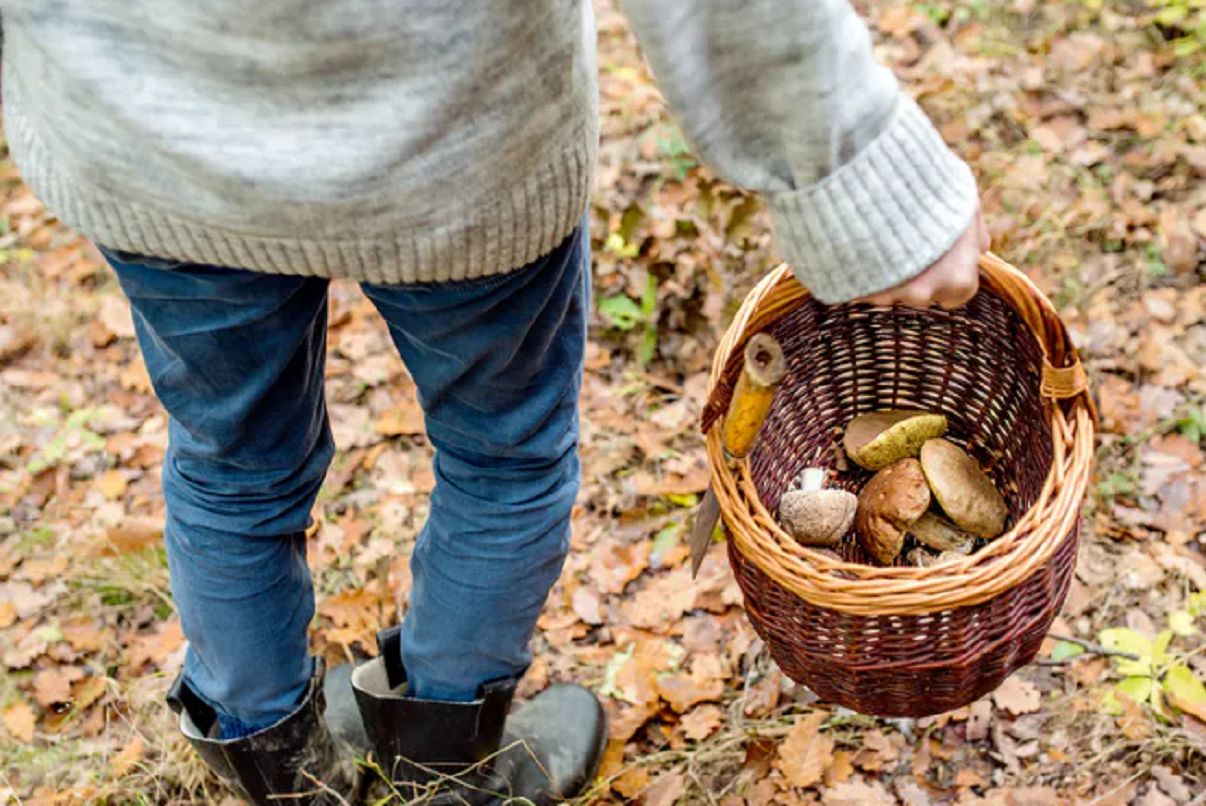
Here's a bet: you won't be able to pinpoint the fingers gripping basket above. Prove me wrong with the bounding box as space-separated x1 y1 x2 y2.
702 254 1095 718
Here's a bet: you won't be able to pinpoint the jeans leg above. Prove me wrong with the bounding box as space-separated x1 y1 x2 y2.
104 250 333 734
361 224 589 702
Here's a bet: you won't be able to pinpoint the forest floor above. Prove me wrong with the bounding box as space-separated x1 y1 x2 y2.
0 1 1203 803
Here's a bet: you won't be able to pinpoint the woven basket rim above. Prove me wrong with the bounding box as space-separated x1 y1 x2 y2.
705 253 1095 616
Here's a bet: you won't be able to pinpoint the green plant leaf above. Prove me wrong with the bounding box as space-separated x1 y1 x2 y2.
1050 641 1086 662
1116 675 1154 704
1163 664 1206 710
598 295 644 331
1152 629 1174 666
604 231 640 259
1100 627 1151 656
1169 609 1197 636
1100 627 1153 676
1190 591 1206 617
651 522 683 561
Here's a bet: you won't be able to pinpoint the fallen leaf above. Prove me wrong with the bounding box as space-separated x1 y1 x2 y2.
611 767 651 799
126 620 185 670
656 672 723 713
102 517 164 555
571 586 605 626
821 776 896 805
823 750 855 787
96 468 128 500
852 728 899 772
60 618 106 653
72 676 107 711
774 711 834 789
110 735 145 776
993 675 1041 715
98 296 136 339
373 402 425 437
680 704 723 741
643 771 686 806
33 666 84 707
966 698 993 740
2 701 35 742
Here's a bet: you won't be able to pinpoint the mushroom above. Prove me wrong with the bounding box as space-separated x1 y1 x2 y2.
778 467 858 547
908 547 969 568
854 458 931 565
909 511 977 554
919 438 1008 539
843 409 948 471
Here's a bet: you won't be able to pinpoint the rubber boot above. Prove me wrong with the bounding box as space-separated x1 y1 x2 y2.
351 626 607 804
168 658 364 805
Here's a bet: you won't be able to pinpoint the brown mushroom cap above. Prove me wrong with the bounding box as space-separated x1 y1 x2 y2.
909 511 976 554
919 438 1008 539
855 458 931 565
779 488 858 547
843 409 948 471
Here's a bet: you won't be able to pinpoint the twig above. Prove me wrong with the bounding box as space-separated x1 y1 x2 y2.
1037 633 1141 665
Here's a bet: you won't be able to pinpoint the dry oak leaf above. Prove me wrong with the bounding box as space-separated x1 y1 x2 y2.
102 517 164 556
774 711 834 789
680 703 724 741
656 672 724 713
373 402 425 437
2 701 36 742
992 675 1041 715
110 735 145 777
823 750 855 787
610 767 651 800
570 586 605 626
852 728 899 772
126 620 185 670
96 469 128 500
61 617 106 653
72 676 107 711
821 776 896 806
33 665 84 708
643 771 686 806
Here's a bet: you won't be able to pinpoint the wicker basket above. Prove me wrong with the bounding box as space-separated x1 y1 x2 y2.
701 253 1095 718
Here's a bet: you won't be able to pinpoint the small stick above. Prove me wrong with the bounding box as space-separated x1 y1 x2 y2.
1035 633 1140 665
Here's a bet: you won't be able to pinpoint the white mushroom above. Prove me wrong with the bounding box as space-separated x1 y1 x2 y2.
778 467 857 547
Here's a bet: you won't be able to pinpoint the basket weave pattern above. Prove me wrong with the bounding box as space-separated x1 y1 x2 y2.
704 254 1095 717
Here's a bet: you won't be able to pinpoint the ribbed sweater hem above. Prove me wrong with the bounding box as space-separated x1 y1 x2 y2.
768 97 978 304
5 81 595 285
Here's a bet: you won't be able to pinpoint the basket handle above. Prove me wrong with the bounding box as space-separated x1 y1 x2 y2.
977 253 1098 422
701 255 1096 433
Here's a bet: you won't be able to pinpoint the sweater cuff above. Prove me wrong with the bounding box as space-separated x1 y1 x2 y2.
768 96 978 304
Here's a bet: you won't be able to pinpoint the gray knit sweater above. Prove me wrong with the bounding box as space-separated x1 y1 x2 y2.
0 0 976 303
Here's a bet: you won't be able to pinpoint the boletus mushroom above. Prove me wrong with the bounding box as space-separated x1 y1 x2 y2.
907 547 968 568
855 458 931 564
843 409 948 471
909 511 976 554
778 467 857 547
919 438 1008 539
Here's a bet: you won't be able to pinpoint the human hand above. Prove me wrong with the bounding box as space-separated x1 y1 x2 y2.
857 206 989 310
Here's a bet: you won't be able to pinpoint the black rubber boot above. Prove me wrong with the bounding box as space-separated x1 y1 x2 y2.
168 658 365 805
351 627 607 804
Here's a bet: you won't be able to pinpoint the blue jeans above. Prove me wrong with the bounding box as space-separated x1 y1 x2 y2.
103 225 588 737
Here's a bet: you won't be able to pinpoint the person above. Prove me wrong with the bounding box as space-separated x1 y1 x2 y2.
0 0 987 803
